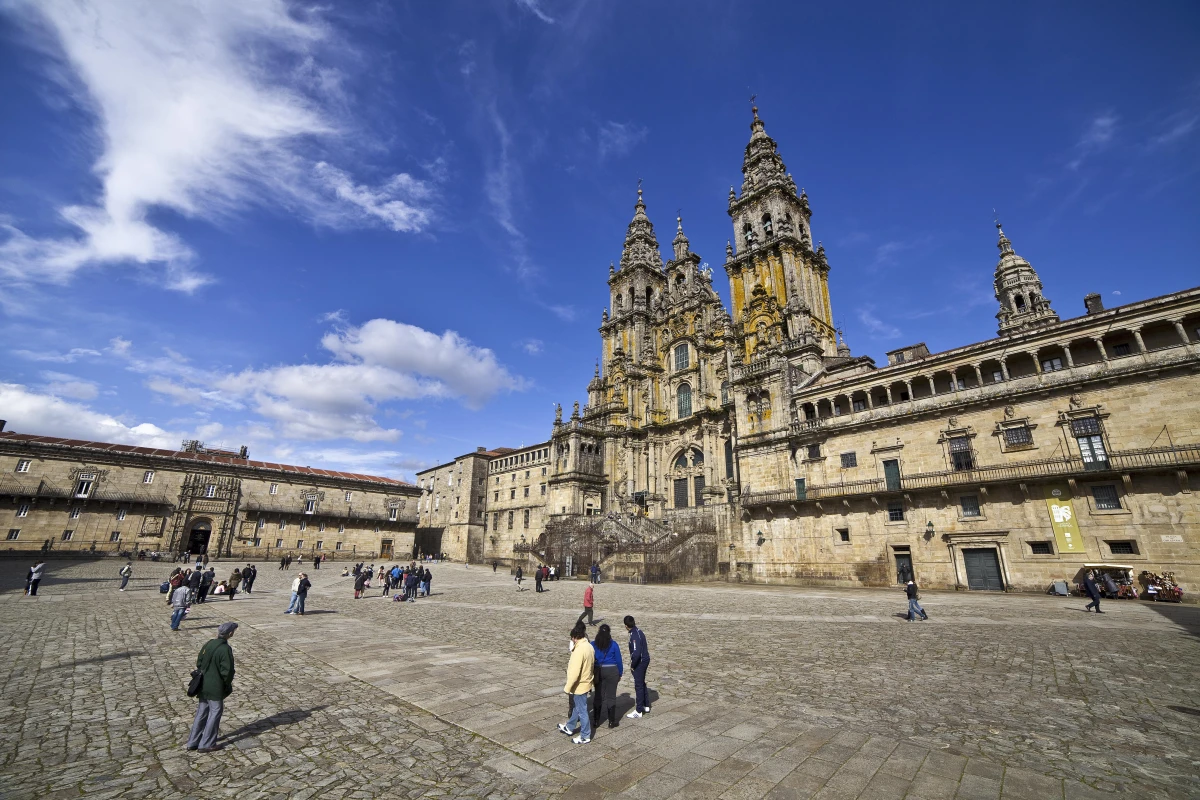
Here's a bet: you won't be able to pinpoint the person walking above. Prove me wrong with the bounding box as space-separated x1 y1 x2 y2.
285 574 303 614
515 565 524 591
1084 570 1104 613
313 555 320 570
535 565 544 593
591 623 623 730
905 580 929 622
625 615 651 717
198 567 214 603
279 555 286 571
576 584 595 626
25 561 45 596
492 560 498 573
557 623 594 744
241 565 256 594
227 568 241 600
424 567 433 598
354 569 367 599
119 562 133 591
170 582 190 630
186 622 237 752
289 572 311 614
187 567 203 603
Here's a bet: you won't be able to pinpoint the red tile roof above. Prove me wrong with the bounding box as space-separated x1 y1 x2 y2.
0 431 414 488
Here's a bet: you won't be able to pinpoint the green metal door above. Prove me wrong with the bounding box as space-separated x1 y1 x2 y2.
963 548 1004 591
883 459 901 491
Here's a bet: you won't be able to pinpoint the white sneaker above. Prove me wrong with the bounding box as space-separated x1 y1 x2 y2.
572 735 591 744
557 723 574 735
644 705 651 713
626 710 642 719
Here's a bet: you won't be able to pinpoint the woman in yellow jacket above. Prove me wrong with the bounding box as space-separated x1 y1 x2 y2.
557 622 595 744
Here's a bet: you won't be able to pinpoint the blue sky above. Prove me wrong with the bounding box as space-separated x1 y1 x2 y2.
1 1 1198 480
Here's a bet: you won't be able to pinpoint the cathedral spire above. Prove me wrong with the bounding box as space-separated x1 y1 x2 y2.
993 220 1058 336
739 104 790 197
619 183 663 272
672 212 690 260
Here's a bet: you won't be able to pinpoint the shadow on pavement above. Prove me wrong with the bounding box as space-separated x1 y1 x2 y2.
220 705 330 745
50 650 143 669
296 609 337 615
1144 601 1200 638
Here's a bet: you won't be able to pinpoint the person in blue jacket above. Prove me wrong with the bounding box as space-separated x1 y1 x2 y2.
590 623 623 730
624 615 651 717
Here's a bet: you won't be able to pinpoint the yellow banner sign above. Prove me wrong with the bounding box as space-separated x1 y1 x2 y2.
1044 483 1085 554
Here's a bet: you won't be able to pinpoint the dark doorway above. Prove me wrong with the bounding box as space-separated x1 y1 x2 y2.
883 459 901 491
413 527 442 559
187 521 212 555
674 478 689 508
895 552 913 583
963 548 1004 591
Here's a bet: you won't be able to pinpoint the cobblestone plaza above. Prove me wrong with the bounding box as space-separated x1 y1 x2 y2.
1 560 1198 799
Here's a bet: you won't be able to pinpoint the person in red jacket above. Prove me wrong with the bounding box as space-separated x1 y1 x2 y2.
576 583 595 626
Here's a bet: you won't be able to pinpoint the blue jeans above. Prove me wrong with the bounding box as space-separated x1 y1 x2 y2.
119 575 130 590
632 661 650 712
286 592 300 613
908 598 926 620
170 606 187 629
297 593 306 613
564 692 591 740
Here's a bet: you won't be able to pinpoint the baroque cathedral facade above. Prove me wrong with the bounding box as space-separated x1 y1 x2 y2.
415 106 1200 594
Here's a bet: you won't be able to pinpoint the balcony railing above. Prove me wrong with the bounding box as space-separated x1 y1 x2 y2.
741 442 1200 508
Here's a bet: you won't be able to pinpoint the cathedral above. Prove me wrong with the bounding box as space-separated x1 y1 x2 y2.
416 105 1200 595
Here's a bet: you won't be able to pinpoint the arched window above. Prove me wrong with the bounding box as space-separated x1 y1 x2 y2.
674 343 690 371
743 222 755 246
674 452 688 469
720 380 729 405
762 213 773 238
1014 294 1026 311
677 383 692 419
645 286 653 307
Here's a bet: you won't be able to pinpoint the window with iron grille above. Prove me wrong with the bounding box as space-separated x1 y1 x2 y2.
1113 343 1131 356
887 501 905 522
1029 541 1053 555
6 529 18 540
16 504 28 518
1003 426 1033 447
840 452 857 468
960 495 981 517
674 343 690 371
116 509 126 521
1071 417 1101 436
1108 540 1136 555
949 437 974 471
205 484 217 498
1092 484 1121 510
677 384 692 418
807 444 821 459
694 475 706 506
61 530 74 541
143 470 154 484
16 460 31 473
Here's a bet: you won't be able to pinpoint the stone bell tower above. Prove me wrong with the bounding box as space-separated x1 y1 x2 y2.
723 105 838 367
993 221 1059 336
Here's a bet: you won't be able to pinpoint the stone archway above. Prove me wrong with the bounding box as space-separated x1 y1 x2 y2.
186 518 213 556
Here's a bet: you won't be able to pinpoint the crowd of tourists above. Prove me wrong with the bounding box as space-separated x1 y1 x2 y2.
558 615 653 745
348 562 433 601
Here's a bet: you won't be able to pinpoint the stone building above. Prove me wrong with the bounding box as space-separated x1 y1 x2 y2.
414 447 497 562
1 432 419 560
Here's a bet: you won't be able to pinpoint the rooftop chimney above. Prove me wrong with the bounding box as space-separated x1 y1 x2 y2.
477 446 486 452
1084 293 1104 315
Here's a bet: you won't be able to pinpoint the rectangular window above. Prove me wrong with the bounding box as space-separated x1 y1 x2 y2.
493 512 499 530
960 495 981 517
510 489 516 500
494 491 499 501
257 518 265 529
335 541 344 550
344 491 353 502
523 509 530 528
1029 541 1053 555
840 452 857 468
837 528 850 543
315 540 323 550
507 511 514 529
673 478 689 508
69 507 81 519
674 343 690 371
116 509 126 521
304 498 316 514
949 437 974 471
269 483 278 495
795 478 806 501
1003 426 1033 447
525 470 530 479
204 484 217 498
887 501 905 522
16 504 29 518
275 538 284 548
296 539 304 549
6 529 18 540
1076 433 1109 470
338 524 345 534
74 475 94 498
852 399 866 412
542 467 547 476
143 470 154 484
16 459 31 473
61 530 74 541
109 531 121 542
279 520 287 530
1113 343 1131 356
253 538 262 547
319 522 326 532
1041 357 1063 372
1108 540 1136 555
299 521 307 532
388 507 398 521
991 370 1004 383
524 487 529 498
806 444 821 459
694 474 706 506
1092 484 1121 510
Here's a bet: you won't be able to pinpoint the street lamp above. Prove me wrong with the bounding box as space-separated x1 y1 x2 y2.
925 520 935 540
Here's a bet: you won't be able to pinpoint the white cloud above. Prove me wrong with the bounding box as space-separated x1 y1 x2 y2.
519 338 544 355
14 347 102 363
597 121 648 160
513 0 555 24
318 309 348 325
856 306 901 340
0 382 181 448
0 0 436 291
40 371 99 400
1148 113 1198 149
1067 113 1117 170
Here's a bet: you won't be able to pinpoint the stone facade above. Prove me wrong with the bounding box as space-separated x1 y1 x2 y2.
0 434 419 560
415 447 495 562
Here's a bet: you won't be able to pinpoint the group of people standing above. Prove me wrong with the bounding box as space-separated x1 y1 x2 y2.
279 554 324 571
350 562 432 601
559 615 652 744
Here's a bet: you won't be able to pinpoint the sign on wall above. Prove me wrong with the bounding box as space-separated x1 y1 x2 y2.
1044 484 1085 554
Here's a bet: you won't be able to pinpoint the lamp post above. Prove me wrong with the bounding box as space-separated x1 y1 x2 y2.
925 520 935 540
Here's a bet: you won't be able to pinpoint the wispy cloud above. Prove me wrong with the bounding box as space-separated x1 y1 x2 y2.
0 0 438 293
318 309 348 325
513 0 555 24
40 371 99 400
1147 112 1198 150
856 306 901 340
597 121 648 160
519 338 544 355
1067 113 1118 171
14 346 103 363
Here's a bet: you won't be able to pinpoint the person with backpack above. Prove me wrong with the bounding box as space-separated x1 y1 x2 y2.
226 568 242 600
186 622 237 752
905 579 929 621
187 568 202 603
118 562 133 591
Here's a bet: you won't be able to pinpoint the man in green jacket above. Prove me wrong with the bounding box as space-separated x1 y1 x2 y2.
186 621 237 752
